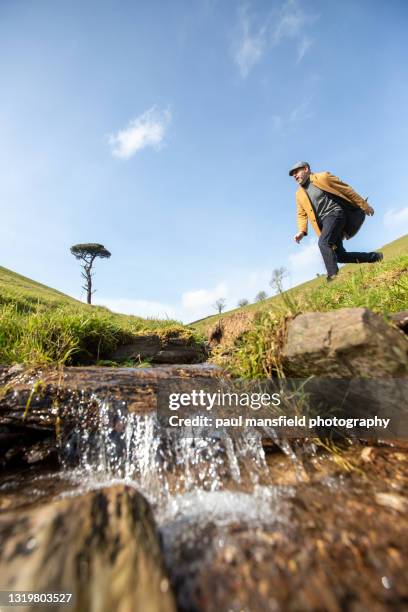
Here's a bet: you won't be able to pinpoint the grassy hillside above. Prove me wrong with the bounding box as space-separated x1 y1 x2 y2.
0 266 79 308
192 233 408 335
0 267 198 366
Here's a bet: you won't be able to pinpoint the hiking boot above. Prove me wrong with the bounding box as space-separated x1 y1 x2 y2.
370 252 384 263
326 274 338 282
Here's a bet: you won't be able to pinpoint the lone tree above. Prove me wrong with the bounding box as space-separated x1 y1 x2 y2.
70 243 111 304
255 290 268 302
238 298 249 307
213 298 226 315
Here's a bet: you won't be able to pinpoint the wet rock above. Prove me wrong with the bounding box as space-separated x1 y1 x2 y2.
282 307 408 377
360 446 374 462
375 493 408 513
111 334 161 361
162 446 408 612
8 364 25 375
0 484 176 612
0 364 223 469
390 310 408 335
111 335 207 364
0 364 223 429
153 337 208 364
24 439 58 464
3 436 57 468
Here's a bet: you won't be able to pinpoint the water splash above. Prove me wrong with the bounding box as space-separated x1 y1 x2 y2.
59 394 277 507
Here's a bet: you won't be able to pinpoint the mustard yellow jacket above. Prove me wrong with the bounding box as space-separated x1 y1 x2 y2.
296 172 370 238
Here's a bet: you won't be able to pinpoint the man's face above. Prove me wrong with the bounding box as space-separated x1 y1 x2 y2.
292 166 310 185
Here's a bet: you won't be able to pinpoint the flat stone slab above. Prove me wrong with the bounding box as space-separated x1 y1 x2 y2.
0 364 223 427
111 334 208 364
0 364 224 469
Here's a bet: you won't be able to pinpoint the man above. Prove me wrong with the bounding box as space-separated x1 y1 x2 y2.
289 161 383 281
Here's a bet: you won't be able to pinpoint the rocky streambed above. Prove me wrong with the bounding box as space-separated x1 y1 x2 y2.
0 307 408 612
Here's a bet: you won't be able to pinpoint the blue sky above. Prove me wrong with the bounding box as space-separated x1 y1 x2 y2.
1 0 407 322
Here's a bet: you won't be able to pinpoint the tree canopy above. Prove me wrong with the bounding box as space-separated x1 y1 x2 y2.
70 243 111 261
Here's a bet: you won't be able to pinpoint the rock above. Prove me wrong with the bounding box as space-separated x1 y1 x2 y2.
0 364 223 469
375 492 408 513
24 438 58 464
390 310 408 334
0 364 222 428
0 484 176 612
282 307 408 377
111 334 207 365
153 337 206 364
360 447 374 462
111 335 161 361
8 363 25 375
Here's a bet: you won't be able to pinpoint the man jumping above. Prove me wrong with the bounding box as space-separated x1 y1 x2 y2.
289 161 383 281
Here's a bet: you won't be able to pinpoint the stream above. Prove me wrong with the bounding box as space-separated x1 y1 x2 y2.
0 364 407 611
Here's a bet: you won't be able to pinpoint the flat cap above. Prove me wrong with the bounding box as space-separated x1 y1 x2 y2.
288 161 310 176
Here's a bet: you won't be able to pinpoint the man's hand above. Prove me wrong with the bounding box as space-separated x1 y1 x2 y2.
365 205 375 216
294 231 305 243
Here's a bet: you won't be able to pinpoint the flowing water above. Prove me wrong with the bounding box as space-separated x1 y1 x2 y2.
55 393 302 607
2 367 406 610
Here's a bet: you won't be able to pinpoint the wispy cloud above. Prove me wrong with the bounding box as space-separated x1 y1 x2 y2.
296 35 313 63
232 3 267 78
108 107 171 159
272 99 313 130
272 0 315 44
232 0 318 78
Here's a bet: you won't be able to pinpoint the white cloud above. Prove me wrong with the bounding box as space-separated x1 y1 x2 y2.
287 238 324 285
272 0 312 44
182 282 228 319
232 0 317 77
272 99 313 131
108 107 171 159
297 35 313 63
289 100 312 122
384 207 408 234
233 4 267 78
93 283 229 324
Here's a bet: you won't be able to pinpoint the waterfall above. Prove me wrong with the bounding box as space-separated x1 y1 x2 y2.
58 394 282 507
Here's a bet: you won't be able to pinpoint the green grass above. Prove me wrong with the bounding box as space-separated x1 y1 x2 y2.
0 266 201 366
192 233 408 334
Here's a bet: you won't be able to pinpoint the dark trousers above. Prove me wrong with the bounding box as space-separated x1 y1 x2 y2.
318 210 376 277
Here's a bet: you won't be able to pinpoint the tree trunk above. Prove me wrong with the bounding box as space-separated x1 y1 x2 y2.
86 266 92 304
